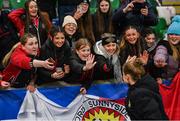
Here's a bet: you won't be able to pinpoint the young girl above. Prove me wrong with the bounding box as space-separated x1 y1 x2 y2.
37 26 72 84
143 28 158 53
123 56 168 120
73 0 95 45
119 26 146 66
0 33 54 89
112 0 157 36
92 0 114 41
150 15 180 83
62 15 79 50
8 0 51 48
67 38 96 94
93 33 122 82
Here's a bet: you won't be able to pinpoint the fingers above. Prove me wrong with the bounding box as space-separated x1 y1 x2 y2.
47 64 55 70
52 72 65 79
126 56 136 63
27 85 36 93
92 61 97 67
80 87 87 94
45 61 55 70
1 81 10 88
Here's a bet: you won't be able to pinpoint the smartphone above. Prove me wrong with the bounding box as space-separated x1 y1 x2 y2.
48 57 55 64
77 4 84 14
56 67 63 73
133 2 147 14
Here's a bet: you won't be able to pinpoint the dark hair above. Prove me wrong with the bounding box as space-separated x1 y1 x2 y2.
142 28 156 38
24 0 50 33
101 33 117 45
123 58 145 81
49 26 63 38
75 1 95 45
95 0 114 38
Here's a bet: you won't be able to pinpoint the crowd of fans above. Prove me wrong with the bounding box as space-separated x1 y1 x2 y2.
0 0 179 120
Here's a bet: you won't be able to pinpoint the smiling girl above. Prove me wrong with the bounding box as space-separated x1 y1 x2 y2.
150 15 180 83
119 26 146 66
37 26 72 84
93 33 122 82
8 0 51 48
67 38 96 94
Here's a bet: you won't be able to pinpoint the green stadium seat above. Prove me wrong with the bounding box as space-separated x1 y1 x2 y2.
147 0 158 14
152 17 167 40
9 0 27 9
110 0 120 10
0 0 3 9
90 0 97 14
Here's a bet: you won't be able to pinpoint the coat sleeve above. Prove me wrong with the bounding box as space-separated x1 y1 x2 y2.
69 57 84 74
143 3 158 26
8 8 25 36
37 47 53 81
11 47 32 70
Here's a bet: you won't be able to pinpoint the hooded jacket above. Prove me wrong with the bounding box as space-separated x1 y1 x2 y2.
93 41 122 82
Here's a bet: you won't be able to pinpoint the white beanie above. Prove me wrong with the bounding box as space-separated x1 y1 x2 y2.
62 15 77 27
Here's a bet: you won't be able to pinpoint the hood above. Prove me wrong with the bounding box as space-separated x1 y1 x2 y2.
94 40 107 56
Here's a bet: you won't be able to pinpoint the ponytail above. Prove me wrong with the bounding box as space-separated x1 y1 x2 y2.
2 42 20 67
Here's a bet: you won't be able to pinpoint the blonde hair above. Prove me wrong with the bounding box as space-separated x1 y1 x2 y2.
123 58 145 81
169 42 180 61
2 43 20 67
119 26 142 55
2 33 36 67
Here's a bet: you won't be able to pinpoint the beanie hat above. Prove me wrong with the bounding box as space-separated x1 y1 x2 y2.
153 45 168 62
167 15 180 35
62 15 77 28
80 0 90 4
101 33 117 46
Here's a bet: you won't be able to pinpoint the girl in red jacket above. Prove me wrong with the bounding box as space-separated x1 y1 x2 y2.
0 33 54 90
8 0 51 48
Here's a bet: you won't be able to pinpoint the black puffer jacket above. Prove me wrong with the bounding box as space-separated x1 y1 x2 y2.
125 74 168 120
37 39 72 84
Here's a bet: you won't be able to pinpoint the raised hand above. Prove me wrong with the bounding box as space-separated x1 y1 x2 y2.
123 1 135 13
83 54 96 71
126 55 137 63
139 50 149 65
